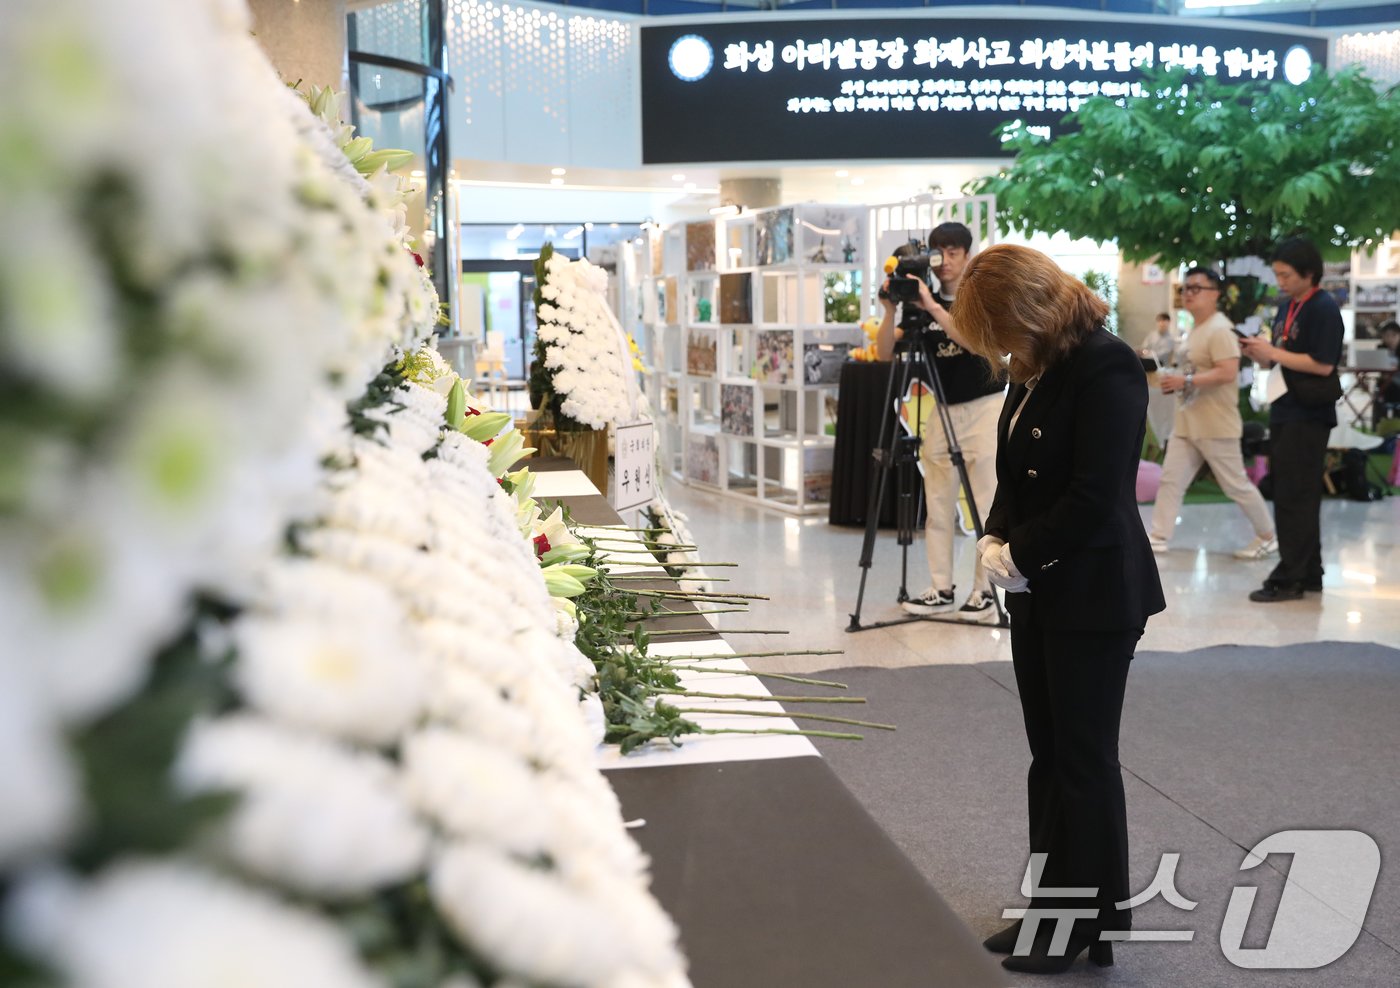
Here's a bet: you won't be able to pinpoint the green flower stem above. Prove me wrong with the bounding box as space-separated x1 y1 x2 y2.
702 727 863 741
674 707 895 731
600 559 739 568
607 574 731 583
680 649 844 660
588 545 701 554
647 628 787 637
591 540 700 552
630 589 770 601
652 689 866 704
665 665 848 689
622 608 749 619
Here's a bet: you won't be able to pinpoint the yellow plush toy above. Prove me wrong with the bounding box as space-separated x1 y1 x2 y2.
851 316 898 362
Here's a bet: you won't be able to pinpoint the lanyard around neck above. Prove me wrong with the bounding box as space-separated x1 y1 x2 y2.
1281 287 1318 342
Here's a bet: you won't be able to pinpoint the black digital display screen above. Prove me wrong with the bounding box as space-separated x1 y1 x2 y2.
640 17 1328 163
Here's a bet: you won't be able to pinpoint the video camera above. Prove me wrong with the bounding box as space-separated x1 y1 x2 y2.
877 238 943 305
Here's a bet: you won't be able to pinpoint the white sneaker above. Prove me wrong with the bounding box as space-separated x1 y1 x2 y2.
1234 535 1279 560
902 587 955 615
956 590 999 624
1148 536 1168 554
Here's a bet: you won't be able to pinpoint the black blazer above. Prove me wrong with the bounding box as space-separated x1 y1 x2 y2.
984 328 1166 633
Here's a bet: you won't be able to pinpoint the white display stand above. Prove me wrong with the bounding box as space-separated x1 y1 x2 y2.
630 194 999 516
634 206 869 514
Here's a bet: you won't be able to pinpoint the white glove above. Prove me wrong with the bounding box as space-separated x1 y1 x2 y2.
982 539 1031 594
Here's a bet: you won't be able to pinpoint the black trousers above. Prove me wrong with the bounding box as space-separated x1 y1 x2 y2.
1267 420 1331 587
1010 609 1139 932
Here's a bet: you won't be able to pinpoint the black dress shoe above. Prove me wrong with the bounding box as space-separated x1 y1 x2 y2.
1001 928 1113 975
1250 583 1305 602
1305 580 1323 592
982 920 1022 954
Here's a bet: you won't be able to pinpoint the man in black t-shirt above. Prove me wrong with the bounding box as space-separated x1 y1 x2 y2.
1240 236 1345 602
875 222 1006 622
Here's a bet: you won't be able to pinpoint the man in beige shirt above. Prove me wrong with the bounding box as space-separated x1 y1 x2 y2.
1148 267 1277 559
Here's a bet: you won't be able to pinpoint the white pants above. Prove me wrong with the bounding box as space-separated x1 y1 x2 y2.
1149 434 1274 542
918 392 1001 594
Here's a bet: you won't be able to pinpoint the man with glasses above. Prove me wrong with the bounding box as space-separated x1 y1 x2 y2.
1148 267 1277 559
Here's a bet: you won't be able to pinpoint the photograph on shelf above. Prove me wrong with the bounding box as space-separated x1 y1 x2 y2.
650 234 664 276
803 342 853 384
1354 280 1400 309
685 434 720 485
753 329 795 384
755 208 795 266
719 272 753 324
804 470 834 503
686 326 718 376
721 383 755 436
1353 311 1396 341
798 206 866 264
1321 278 1350 307
685 221 716 271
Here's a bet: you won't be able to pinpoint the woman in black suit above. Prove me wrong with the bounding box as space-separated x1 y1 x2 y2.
921 244 1166 974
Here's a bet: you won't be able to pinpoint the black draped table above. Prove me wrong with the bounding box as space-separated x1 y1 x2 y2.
528 456 1005 988
829 360 928 529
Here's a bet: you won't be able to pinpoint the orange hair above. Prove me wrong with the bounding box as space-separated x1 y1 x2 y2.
952 244 1108 383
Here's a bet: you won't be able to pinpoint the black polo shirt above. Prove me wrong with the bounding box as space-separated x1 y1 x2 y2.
1269 288 1344 428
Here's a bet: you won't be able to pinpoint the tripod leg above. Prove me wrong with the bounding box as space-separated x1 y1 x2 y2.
850 352 915 630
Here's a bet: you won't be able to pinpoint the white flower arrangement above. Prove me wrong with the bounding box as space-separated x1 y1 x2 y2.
531 248 644 430
0 2 688 986
11 860 386 988
177 715 429 897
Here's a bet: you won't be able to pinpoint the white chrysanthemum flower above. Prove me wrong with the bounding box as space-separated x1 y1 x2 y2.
0 656 79 866
178 716 428 897
432 843 685 988
578 692 606 748
396 375 451 418
403 728 550 853
0 200 119 400
22 859 386 988
232 610 426 746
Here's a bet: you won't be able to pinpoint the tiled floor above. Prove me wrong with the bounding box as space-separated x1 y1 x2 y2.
662 483 1400 675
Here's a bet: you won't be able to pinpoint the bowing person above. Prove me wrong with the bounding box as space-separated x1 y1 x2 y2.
920 244 1166 975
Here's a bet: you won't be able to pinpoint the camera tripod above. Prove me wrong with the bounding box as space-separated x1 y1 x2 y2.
847 321 1009 631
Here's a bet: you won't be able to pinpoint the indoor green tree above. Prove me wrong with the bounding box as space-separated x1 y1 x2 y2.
970 64 1400 292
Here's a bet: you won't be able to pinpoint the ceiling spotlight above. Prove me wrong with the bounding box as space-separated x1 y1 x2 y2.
835 169 849 178
672 173 686 182
683 182 696 191
505 223 525 240
550 177 564 186
550 167 567 176
563 226 584 240
584 222 594 230
709 204 740 216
